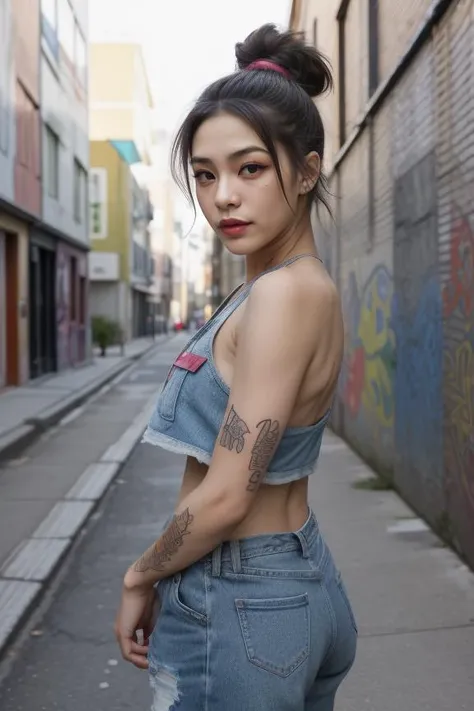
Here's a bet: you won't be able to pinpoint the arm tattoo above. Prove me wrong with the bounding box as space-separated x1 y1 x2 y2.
133 508 194 573
220 405 250 453
247 418 280 491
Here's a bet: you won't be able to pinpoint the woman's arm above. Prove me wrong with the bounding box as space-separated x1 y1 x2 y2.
124 270 323 591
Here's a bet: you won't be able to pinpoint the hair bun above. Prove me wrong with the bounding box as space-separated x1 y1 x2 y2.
235 23 333 98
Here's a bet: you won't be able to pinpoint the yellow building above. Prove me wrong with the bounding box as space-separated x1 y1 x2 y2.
89 43 153 165
88 43 154 339
88 141 131 337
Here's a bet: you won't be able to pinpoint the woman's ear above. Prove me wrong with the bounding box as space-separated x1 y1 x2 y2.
299 151 321 194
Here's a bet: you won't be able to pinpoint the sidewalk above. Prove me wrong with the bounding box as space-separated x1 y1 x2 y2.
316 430 474 710
0 336 170 462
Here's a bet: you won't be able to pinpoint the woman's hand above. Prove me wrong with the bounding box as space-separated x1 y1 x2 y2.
115 578 159 670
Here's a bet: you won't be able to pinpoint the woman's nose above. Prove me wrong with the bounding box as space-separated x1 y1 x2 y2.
214 178 241 210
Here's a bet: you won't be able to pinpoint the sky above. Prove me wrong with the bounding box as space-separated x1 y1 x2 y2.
89 0 292 231
89 0 292 134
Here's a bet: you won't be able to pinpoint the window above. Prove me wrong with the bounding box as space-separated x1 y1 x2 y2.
368 0 379 96
45 125 59 198
73 158 87 223
58 0 74 62
0 0 11 154
16 84 36 169
41 0 59 58
41 0 56 28
89 168 108 238
74 25 87 87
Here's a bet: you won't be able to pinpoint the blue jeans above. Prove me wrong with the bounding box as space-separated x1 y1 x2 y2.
148 510 357 710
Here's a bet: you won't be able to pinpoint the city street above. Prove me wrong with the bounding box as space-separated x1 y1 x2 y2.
0 338 473 710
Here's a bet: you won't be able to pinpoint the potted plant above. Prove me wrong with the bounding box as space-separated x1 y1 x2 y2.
91 316 120 357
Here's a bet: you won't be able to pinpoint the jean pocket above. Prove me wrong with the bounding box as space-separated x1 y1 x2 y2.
336 572 358 634
160 363 193 421
235 593 310 678
171 573 207 625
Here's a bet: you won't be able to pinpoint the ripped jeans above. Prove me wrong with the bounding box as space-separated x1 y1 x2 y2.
148 510 357 711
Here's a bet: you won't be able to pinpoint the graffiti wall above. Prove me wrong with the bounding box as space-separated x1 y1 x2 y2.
340 264 395 473
442 205 474 555
393 152 444 520
332 3 474 567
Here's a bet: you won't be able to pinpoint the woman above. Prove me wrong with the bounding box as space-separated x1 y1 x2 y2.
115 24 357 711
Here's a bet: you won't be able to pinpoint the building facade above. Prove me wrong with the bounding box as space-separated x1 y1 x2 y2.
88 141 153 340
145 130 177 332
0 0 40 388
89 43 154 339
290 0 474 568
0 0 89 388
130 174 154 337
210 232 246 312
35 0 89 377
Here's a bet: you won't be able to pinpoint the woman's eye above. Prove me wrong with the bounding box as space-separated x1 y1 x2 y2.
193 170 214 184
240 163 265 177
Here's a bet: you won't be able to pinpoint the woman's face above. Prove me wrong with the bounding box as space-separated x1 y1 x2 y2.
191 112 307 256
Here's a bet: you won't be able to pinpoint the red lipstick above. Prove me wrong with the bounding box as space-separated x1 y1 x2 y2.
218 218 251 237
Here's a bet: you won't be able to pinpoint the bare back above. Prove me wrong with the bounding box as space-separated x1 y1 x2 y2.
178 257 344 537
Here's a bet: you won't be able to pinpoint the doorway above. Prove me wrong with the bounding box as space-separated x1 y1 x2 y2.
29 243 56 378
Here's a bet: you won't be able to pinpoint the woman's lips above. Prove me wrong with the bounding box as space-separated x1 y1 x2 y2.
219 221 251 237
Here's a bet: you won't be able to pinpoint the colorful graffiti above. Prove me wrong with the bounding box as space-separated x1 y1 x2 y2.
342 265 396 433
392 276 443 503
443 213 474 320
443 208 474 516
392 154 444 513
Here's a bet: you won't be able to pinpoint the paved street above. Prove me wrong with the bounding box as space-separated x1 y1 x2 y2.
0 338 184 710
0 336 164 462
0 332 473 709
0 446 181 711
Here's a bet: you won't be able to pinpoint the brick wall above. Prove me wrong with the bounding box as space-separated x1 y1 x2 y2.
378 0 433 82
291 0 474 569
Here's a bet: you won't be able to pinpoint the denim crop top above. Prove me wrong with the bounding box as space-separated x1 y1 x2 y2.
142 254 331 485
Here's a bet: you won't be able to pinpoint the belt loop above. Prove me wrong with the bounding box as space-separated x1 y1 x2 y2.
212 544 222 577
230 540 242 573
295 529 310 559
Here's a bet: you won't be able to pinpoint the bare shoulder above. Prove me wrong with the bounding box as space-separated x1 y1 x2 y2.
246 260 340 328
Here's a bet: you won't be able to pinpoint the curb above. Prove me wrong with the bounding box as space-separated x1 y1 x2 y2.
0 394 157 660
0 338 170 464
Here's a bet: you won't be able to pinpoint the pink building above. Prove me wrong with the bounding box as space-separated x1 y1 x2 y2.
13 0 41 217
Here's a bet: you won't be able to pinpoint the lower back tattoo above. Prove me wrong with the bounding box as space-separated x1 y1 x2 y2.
133 508 194 573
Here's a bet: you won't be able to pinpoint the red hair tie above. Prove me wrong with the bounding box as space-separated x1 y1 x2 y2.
246 60 291 79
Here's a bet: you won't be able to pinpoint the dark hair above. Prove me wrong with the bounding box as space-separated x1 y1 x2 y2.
171 23 333 215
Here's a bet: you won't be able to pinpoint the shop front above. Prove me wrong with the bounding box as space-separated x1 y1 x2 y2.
0 213 29 388
56 242 88 370
29 229 56 379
